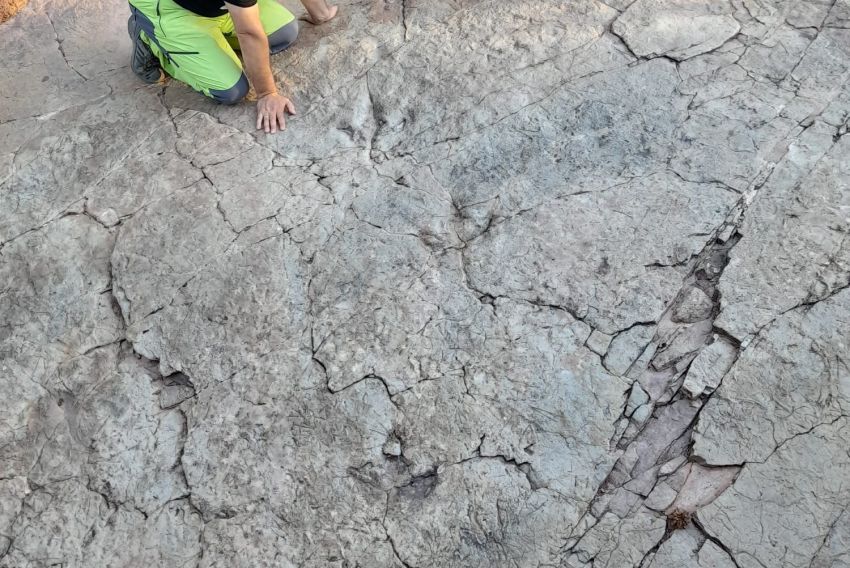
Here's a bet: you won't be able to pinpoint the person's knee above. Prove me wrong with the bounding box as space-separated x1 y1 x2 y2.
209 73 249 104
268 20 299 54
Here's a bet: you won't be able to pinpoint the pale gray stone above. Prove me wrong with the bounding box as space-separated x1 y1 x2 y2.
385 56 688 243
699 417 850 568
692 289 850 567
0 477 29 555
668 463 740 514
0 0 112 123
672 287 714 323
682 337 738 398
630 402 653 426
392 298 629 491
611 399 700 489
86 119 204 223
715 123 850 342
1 479 202 567
607 487 643 517
199 509 399 568
698 540 737 568
0 89 170 241
644 482 678 512
3 0 850 564
647 528 702 567
613 0 741 61
0 215 124 481
111 179 236 325
624 465 662 497
366 0 620 158
651 319 713 371
737 25 814 82
184 365 399 564
626 383 650 417
382 436 402 457
695 288 850 465
159 373 196 409
571 509 666 567
648 527 737 568
311 231 478 395
386 459 582 567
658 455 687 476
604 324 656 376
810 506 850 568
587 329 614 356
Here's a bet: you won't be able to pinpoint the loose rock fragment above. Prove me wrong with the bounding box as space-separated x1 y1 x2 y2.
681 336 738 398
668 463 739 514
625 383 650 417
613 0 741 61
672 287 714 323
604 324 656 376
586 329 614 356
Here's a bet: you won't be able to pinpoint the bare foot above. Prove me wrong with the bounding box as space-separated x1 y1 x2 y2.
303 4 337 25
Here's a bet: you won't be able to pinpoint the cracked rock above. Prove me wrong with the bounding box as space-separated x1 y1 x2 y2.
3 0 850 564
671 287 714 324
715 123 850 342
568 509 666 567
625 382 650 417
700 417 850 568
386 458 580 567
681 336 737 398
648 527 735 568
586 329 614 356
613 0 740 61
695 288 850 465
604 323 656 376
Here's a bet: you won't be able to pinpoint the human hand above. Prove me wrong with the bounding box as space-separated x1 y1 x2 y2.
255 92 296 134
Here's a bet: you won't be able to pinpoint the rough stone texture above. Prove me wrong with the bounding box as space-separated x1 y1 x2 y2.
681 336 737 398
2 0 850 566
647 528 736 568
672 286 714 323
613 0 741 61
698 417 850 568
714 122 850 343
694 289 850 465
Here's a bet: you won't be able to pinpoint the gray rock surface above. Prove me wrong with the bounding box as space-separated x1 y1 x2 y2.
613 0 740 61
682 336 737 398
647 528 736 568
2 0 849 566
672 287 714 323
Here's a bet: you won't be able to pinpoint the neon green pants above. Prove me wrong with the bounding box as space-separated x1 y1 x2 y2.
128 0 296 102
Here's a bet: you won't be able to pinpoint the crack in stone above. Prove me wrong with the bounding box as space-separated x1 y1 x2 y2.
400 0 408 41
561 222 747 557
5 1 850 564
44 9 88 82
692 516 742 568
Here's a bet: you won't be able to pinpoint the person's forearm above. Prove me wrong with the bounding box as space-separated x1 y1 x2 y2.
300 0 334 22
237 32 277 97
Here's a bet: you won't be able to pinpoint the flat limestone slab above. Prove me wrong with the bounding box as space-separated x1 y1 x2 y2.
2 0 849 566
613 0 740 61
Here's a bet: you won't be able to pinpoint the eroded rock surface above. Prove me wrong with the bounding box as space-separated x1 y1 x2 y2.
2 0 849 566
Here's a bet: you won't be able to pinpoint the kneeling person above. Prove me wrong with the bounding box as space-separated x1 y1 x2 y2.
128 0 336 132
